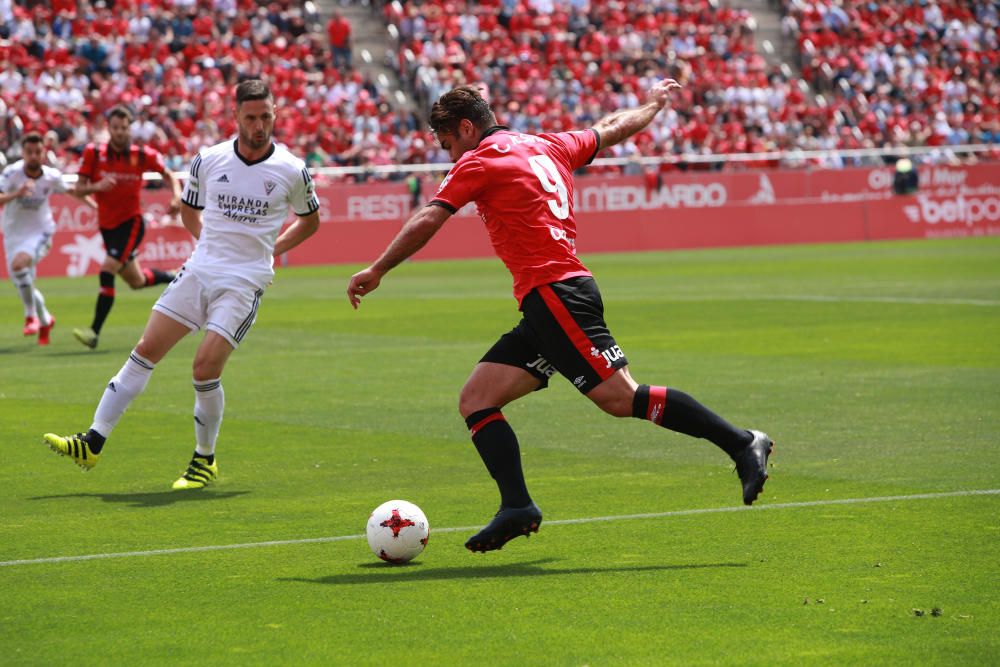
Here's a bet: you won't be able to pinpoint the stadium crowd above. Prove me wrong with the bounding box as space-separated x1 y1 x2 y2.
783 0 1000 150
386 0 998 169
0 0 996 175
0 0 425 174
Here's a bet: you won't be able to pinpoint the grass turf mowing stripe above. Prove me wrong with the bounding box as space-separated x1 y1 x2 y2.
649 295 1000 307
3 489 997 568
758 295 1000 307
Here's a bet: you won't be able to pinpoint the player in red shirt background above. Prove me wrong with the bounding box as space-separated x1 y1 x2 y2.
347 82 774 553
72 105 182 349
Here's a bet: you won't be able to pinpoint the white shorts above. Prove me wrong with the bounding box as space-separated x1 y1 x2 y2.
3 230 53 271
152 266 264 349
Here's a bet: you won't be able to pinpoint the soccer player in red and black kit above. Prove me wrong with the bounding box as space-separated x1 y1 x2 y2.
71 105 182 349
347 81 774 553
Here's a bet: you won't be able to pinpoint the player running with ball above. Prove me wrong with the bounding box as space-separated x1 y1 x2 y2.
348 80 773 553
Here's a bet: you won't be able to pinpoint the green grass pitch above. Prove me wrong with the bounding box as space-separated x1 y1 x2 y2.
1 237 998 665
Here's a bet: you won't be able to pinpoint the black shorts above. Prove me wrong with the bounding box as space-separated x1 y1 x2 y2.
100 215 145 263
480 276 628 394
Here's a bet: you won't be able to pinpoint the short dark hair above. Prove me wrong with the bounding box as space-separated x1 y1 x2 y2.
107 105 133 122
21 132 44 146
429 85 495 136
236 79 272 106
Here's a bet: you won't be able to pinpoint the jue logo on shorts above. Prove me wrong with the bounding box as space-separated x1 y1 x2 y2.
591 345 624 368
526 355 556 378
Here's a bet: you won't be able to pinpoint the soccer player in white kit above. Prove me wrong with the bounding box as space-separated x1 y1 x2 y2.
43 80 322 488
0 132 95 345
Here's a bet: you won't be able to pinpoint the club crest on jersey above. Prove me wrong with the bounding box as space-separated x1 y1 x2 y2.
264 180 277 195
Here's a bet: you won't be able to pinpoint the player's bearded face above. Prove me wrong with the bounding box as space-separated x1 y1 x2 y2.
22 143 43 172
236 99 276 151
108 117 131 150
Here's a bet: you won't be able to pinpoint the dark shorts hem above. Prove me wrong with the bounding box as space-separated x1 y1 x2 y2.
480 276 627 394
100 215 145 263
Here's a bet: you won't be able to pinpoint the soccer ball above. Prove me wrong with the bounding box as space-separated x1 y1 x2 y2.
366 500 429 564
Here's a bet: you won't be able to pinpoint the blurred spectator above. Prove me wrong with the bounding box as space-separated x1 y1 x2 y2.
79 37 110 75
326 10 351 69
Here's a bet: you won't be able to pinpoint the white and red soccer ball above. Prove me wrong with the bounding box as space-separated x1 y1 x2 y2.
366 500 429 564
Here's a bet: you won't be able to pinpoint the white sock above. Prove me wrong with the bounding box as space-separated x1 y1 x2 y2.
11 268 35 317
193 378 224 457
33 286 51 324
91 350 155 438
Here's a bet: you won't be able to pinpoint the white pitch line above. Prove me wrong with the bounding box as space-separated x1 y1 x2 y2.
2 489 997 568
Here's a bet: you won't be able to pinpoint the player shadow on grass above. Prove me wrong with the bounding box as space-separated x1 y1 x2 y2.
27 490 250 508
280 558 747 585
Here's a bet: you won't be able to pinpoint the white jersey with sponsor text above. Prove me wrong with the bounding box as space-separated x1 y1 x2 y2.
181 139 319 288
0 161 68 238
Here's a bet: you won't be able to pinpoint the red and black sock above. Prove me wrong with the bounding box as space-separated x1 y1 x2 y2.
465 408 532 509
91 271 115 334
632 384 751 458
142 267 174 287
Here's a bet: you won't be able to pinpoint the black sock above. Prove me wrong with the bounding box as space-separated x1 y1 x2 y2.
465 408 532 508
91 272 115 334
85 428 107 454
142 268 174 286
632 385 751 458
153 269 173 285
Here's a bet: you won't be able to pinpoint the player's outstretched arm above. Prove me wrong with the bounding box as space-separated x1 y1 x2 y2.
592 78 682 151
347 204 452 309
273 210 320 257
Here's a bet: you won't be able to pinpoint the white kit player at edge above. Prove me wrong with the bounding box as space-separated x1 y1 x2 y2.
42 79 322 490
0 132 96 345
